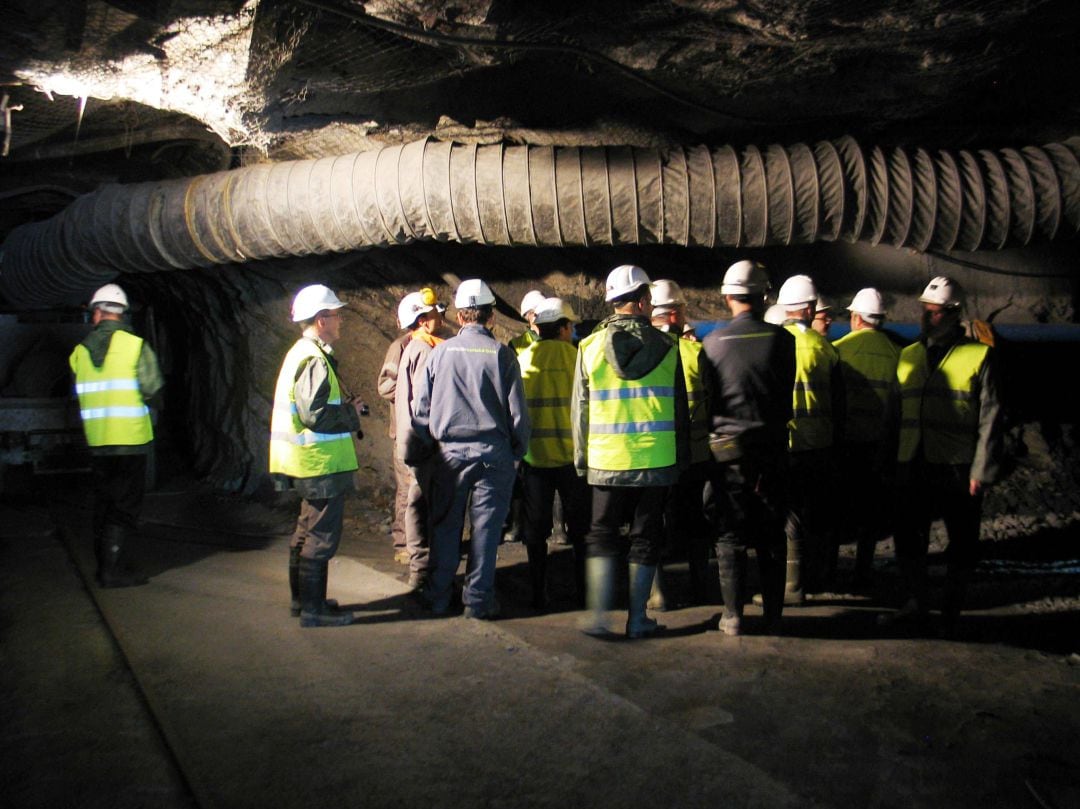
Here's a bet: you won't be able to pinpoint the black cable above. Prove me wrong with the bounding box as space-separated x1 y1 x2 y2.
927 249 1074 280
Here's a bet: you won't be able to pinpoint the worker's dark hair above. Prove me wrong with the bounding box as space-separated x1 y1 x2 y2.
458 304 493 324
610 284 650 308
537 320 569 340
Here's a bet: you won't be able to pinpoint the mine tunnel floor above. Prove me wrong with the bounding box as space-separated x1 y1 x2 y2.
1 471 1078 809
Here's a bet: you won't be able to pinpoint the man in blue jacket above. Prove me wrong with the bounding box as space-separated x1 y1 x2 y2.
408 279 531 619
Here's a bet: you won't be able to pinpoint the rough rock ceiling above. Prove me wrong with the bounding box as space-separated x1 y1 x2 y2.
2 0 1079 239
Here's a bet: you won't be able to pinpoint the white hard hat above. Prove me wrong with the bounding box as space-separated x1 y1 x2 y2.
721 260 769 296
764 303 787 325
398 287 439 329
519 289 547 318
454 278 496 308
89 283 129 313
650 279 685 312
533 297 580 325
815 294 835 313
777 274 818 307
605 264 652 302
848 287 886 318
292 284 345 322
919 275 963 308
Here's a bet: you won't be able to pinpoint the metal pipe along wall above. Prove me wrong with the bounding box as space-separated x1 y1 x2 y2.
2 135 1078 306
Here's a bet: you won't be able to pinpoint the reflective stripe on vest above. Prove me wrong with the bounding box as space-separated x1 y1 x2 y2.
69 331 152 447
833 328 900 444
518 339 577 468
785 323 837 452
897 340 989 464
677 337 711 464
580 331 678 472
269 340 358 478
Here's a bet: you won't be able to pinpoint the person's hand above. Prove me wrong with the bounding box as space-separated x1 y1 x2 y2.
969 478 983 497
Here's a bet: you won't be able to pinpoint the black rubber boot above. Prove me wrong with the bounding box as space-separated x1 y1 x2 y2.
96 524 146 588
290 544 339 617
525 544 548 611
299 558 353 628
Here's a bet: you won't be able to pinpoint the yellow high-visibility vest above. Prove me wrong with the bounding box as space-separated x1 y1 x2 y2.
579 332 678 472
677 337 711 465
897 340 990 464
518 339 577 467
833 328 900 444
69 331 153 448
785 323 838 452
269 340 358 479
509 329 538 355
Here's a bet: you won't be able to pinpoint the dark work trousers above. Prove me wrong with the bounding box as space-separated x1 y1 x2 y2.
586 485 667 566
391 454 411 550
708 452 789 621
893 459 983 603
428 443 516 611
405 460 433 575
835 441 894 581
91 454 148 539
520 463 590 548
785 447 836 593
292 495 346 561
662 461 713 596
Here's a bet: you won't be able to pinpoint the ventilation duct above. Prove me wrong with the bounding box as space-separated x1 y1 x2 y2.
2 135 1078 306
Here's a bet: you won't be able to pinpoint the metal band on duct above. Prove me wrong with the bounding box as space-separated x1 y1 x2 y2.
2 136 1079 306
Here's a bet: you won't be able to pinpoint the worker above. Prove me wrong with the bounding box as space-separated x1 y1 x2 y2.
409 279 531 619
812 294 836 337
700 261 795 635
69 283 164 588
775 274 842 602
393 288 452 591
270 284 364 628
378 305 420 565
887 276 1003 635
650 279 714 606
831 288 900 591
573 264 689 639
517 297 590 609
503 289 547 545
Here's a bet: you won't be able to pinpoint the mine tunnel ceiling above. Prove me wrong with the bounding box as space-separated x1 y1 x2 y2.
2 0 1080 275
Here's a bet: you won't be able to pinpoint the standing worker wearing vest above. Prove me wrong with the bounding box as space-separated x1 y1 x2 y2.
503 289 547 545
70 284 164 588
410 279 531 619
650 279 714 606
776 274 843 602
701 261 795 635
887 276 1003 635
517 297 590 610
832 288 901 591
573 265 689 639
270 285 365 628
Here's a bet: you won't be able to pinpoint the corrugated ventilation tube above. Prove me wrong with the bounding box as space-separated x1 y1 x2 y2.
2 135 1078 306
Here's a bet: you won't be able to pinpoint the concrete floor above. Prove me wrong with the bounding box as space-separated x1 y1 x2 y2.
2 472 1078 809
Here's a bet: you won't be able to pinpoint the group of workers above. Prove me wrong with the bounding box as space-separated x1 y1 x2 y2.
70 260 1002 641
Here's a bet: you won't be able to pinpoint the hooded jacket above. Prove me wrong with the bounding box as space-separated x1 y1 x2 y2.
572 313 690 486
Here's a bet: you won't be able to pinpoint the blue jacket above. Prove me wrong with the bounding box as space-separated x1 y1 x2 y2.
410 324 531 461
